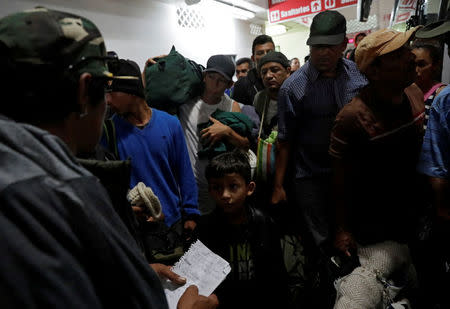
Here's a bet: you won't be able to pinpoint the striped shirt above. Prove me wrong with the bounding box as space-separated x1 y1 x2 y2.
278 59 367 179
418 85 450 179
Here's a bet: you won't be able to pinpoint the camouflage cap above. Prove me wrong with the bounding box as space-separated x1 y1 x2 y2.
0 7 112 78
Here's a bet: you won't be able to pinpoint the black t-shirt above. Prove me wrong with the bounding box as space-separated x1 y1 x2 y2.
232 68 265 106
198 207 288 309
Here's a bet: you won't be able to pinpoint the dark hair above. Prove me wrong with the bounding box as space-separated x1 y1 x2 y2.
252 35 275 56
236 57 253 69
290 57 299 62
411 42 442 65
304 54 310 62
0 43 105 125
205 150 251 184
355 32 366 42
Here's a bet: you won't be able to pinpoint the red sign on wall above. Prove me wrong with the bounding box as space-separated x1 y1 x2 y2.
268 0 358 24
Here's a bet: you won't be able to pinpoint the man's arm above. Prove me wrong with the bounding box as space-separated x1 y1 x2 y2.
430 177 450 221
418 89 450 222
332 158 355 256
271 87 296 204
329 106 360 256
172 118 200 230
200 102 250 149
271 139 290 204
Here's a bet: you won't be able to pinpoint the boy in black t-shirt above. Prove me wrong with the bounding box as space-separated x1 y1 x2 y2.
198 151 287 309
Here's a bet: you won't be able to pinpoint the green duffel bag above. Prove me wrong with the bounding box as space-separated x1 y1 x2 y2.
144 46 204 114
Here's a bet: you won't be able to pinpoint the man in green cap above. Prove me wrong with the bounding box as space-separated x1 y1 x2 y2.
0 7 217 309
272 10 367 247
271 10 367 307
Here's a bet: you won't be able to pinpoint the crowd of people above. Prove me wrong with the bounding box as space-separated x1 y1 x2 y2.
1 5 450 309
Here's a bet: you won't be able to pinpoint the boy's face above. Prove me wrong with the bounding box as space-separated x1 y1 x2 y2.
208 173 255 215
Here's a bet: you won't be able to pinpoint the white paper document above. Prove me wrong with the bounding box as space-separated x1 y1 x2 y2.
162 239 231 309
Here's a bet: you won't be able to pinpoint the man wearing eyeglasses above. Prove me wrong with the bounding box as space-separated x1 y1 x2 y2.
179 55 250 215
0 8 217 309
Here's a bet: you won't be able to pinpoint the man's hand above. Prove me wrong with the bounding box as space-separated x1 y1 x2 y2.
200 117 231 146
334 230 356 257
177 285 219 309
184 220 197 231
145 54 168 67
271 185 287 205
150 263 186 285
132 205 165 223
142 55 169 86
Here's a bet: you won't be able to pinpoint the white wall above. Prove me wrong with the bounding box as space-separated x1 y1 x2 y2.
0 0 258 69
272 27 310 65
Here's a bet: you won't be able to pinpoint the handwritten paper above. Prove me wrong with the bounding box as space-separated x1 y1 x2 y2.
162 240 231 309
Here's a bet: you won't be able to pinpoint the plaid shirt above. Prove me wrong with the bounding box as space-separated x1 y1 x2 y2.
418 85 450 179
278 58 367 179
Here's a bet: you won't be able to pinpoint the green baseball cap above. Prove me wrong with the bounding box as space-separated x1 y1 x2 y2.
0 7 113 78
307 10 347 46
415 18 450 39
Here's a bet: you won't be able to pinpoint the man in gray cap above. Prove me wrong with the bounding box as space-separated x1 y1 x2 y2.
179 55 250 215
0 7 217 309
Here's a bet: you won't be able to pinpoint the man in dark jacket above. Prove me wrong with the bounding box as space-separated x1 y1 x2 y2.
232 34 275 105
0 8 217 309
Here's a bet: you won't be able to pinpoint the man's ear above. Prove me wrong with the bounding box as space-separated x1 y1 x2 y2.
339 40 348 53
247 181 256 196
365 64 378 81
77 73 92 116
251 54 255 63
227 80 233 88
286 66 291 76
202 72 207 83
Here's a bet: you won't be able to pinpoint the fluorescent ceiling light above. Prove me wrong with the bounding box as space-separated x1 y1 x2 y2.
265 24 286 36
224 0 266 13
230 6 255 19
212 0 256 20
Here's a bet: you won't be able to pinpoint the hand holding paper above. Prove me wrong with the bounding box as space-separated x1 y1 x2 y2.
162 240 231 309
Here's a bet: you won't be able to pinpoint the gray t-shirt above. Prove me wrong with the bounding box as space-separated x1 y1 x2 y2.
179 95 234 215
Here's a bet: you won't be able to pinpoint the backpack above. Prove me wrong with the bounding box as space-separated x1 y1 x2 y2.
144 46 204 114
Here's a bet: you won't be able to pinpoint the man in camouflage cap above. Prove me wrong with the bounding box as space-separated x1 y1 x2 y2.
0 8 217 309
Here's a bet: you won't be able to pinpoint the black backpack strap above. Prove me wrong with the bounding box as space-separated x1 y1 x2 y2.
103 119 119 159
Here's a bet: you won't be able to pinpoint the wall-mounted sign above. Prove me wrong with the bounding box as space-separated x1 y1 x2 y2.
268 0 358 24
382 0 417 27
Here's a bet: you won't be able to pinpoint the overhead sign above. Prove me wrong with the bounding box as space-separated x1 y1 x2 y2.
382 0 417 27
395 0 417 25
268 0 358 24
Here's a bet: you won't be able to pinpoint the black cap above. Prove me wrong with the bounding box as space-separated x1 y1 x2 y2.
107 59 145 99
257 51 290 73
204 55 235 81
307 10 346 46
